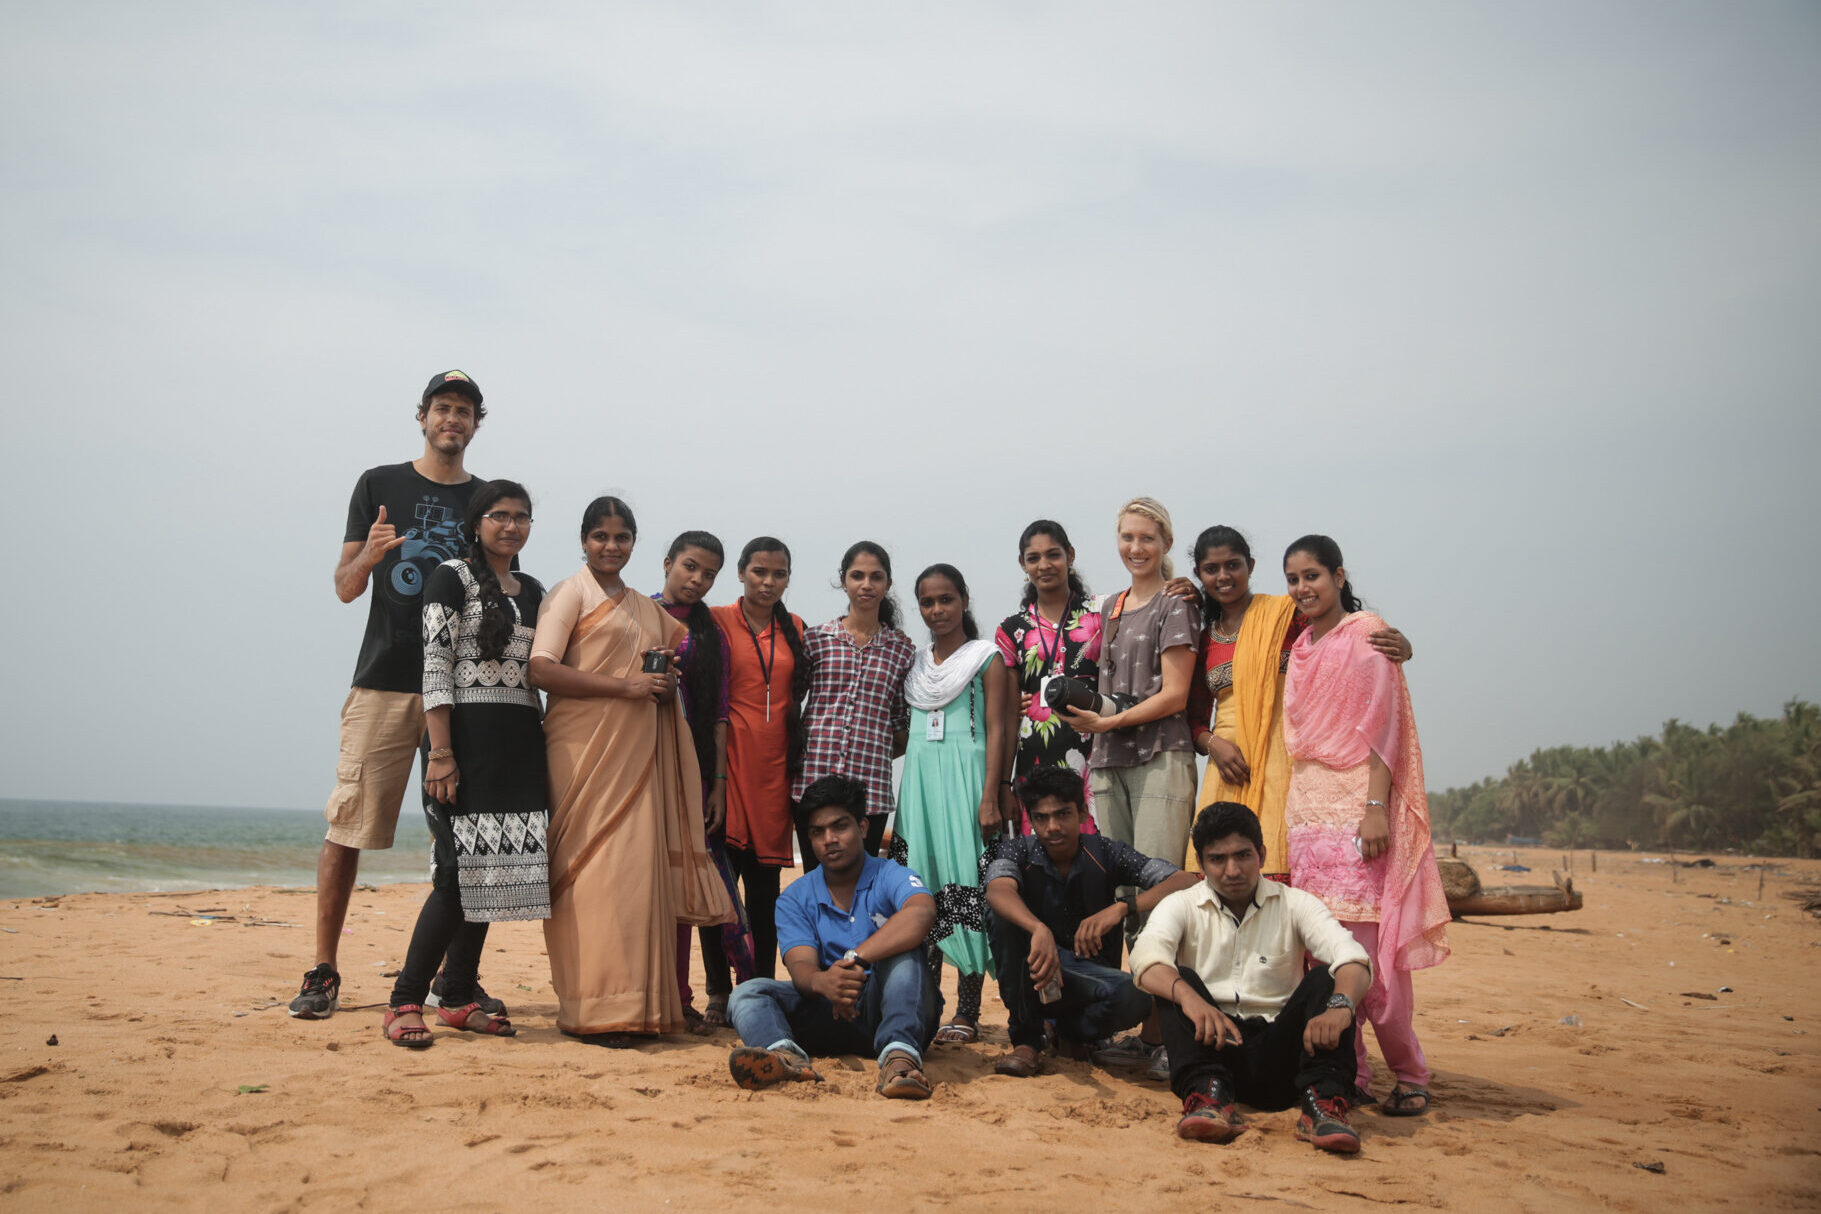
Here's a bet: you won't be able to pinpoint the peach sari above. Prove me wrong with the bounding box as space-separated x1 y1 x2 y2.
532 570 734 1035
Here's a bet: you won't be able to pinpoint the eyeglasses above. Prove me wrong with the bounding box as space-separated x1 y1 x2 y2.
482 511 533 527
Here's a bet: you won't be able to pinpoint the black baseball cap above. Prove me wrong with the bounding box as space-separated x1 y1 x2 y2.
421 369 483 406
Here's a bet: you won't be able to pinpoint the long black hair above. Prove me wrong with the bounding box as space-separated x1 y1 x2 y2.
1017 519 1089 608
739 536 813 778
579 495 637 543
915 563 980 640
1283 534 1364 615
839 540 902 631
462 479 531 662
664 531 727 778
1191 524 1253 618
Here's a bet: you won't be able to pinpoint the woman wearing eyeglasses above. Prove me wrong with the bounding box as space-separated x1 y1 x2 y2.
386 480 550 1047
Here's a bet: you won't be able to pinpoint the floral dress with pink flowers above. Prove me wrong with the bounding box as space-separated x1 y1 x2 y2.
994 595 1103 834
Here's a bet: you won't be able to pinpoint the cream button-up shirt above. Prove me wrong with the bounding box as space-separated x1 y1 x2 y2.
1128 877 1370 1023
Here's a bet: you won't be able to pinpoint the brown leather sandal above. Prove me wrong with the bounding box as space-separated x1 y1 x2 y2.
876 1051 932 1100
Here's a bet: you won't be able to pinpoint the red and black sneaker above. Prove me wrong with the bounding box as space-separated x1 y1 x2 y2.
1177 1080 1242 1143
1296 1088 1360 1154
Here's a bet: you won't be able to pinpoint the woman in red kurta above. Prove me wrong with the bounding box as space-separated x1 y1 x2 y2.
709 537 810 992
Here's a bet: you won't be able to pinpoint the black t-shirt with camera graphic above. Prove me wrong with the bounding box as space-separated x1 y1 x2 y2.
343 462 484 694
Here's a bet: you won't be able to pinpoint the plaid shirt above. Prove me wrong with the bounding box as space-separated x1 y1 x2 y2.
791 620 915 817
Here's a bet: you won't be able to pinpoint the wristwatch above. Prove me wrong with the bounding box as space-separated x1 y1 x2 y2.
1326 992 1355 1016
840 949 872 971
1119 892 1140 920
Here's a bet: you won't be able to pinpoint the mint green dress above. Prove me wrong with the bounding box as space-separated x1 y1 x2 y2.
894 667 993 976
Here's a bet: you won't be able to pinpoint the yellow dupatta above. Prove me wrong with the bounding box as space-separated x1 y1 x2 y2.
1193 593 1298 870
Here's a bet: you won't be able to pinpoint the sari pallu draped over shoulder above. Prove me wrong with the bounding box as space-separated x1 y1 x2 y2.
533 570 734 1036
1198 594 1299 864
1283 612 1449 990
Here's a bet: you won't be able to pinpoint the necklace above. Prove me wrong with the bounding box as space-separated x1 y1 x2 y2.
1214 594 1251 642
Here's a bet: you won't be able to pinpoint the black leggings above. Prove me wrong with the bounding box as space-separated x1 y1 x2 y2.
390 805 488 1009
725 845 784 982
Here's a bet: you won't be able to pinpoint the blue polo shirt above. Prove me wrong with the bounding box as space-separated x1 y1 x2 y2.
775 854 930 968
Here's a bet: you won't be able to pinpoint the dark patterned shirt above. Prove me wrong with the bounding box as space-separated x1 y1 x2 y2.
983 833 1182 968
791 620 915 817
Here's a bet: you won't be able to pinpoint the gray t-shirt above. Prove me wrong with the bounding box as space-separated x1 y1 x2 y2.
1090 590 1200 769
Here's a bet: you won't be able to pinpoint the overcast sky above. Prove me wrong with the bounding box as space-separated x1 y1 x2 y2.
3 2 1816 811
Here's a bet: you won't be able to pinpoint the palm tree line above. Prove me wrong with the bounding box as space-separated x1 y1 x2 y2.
1428 700 1821 856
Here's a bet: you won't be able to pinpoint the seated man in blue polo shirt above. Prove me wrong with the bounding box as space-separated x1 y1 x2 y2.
984 766 1204 1078
725 774 942 1100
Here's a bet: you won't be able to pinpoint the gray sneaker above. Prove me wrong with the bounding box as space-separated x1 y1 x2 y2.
1091 1034 1153 1070
426 971 506 1017
287 963 340 1020
1146 1044 1171 1083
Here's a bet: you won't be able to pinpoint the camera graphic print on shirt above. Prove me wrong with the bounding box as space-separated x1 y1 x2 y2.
384 495 468 603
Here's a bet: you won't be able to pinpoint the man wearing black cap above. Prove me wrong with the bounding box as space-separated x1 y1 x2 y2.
288 370 500 1020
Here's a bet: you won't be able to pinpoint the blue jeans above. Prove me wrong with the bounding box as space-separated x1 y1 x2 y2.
726 948 942 1068
992 915 1153 1052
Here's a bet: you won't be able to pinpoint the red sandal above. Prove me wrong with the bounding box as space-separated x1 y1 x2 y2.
436 1000 516 1037
383 1004 435 1049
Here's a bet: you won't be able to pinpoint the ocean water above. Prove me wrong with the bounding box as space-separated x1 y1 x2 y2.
0 799 434 900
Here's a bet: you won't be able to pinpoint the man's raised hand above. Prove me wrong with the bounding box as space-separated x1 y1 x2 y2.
362 505 408 570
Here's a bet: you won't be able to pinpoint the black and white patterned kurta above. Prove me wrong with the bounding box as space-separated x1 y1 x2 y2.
421 559 551 922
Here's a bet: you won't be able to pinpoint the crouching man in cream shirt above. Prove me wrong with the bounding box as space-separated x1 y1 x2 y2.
1129 801 1373 1154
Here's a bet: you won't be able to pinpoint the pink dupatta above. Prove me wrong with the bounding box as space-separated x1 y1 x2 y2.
1284 612 1450 998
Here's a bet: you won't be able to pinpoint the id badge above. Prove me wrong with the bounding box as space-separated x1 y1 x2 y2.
925 709 945 741
1037 675 1055 710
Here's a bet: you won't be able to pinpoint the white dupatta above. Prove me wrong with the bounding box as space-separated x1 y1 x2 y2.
903 638 999 711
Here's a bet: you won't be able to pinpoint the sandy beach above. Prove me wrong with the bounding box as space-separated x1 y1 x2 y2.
2 847 1818 1211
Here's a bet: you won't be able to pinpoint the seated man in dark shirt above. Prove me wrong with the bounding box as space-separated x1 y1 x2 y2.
725 775 942 1099
983 767 1203 1077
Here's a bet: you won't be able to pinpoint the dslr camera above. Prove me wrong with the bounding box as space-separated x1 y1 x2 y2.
1042 676 1135 719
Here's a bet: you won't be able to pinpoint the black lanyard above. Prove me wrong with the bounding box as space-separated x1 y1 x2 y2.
1032 599 1071 675
744 608 778 722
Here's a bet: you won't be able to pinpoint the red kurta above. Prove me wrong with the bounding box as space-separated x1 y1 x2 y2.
711 603 802 867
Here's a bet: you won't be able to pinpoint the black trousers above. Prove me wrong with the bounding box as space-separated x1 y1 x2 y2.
722 845 784 983
795 813 888 876
390 804 488 1009
1157 966 1355 1108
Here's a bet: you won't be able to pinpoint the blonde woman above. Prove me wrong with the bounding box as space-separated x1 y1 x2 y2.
1062 497 1200 872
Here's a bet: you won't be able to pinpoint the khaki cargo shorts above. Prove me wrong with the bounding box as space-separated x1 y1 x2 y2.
323 687 424 850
